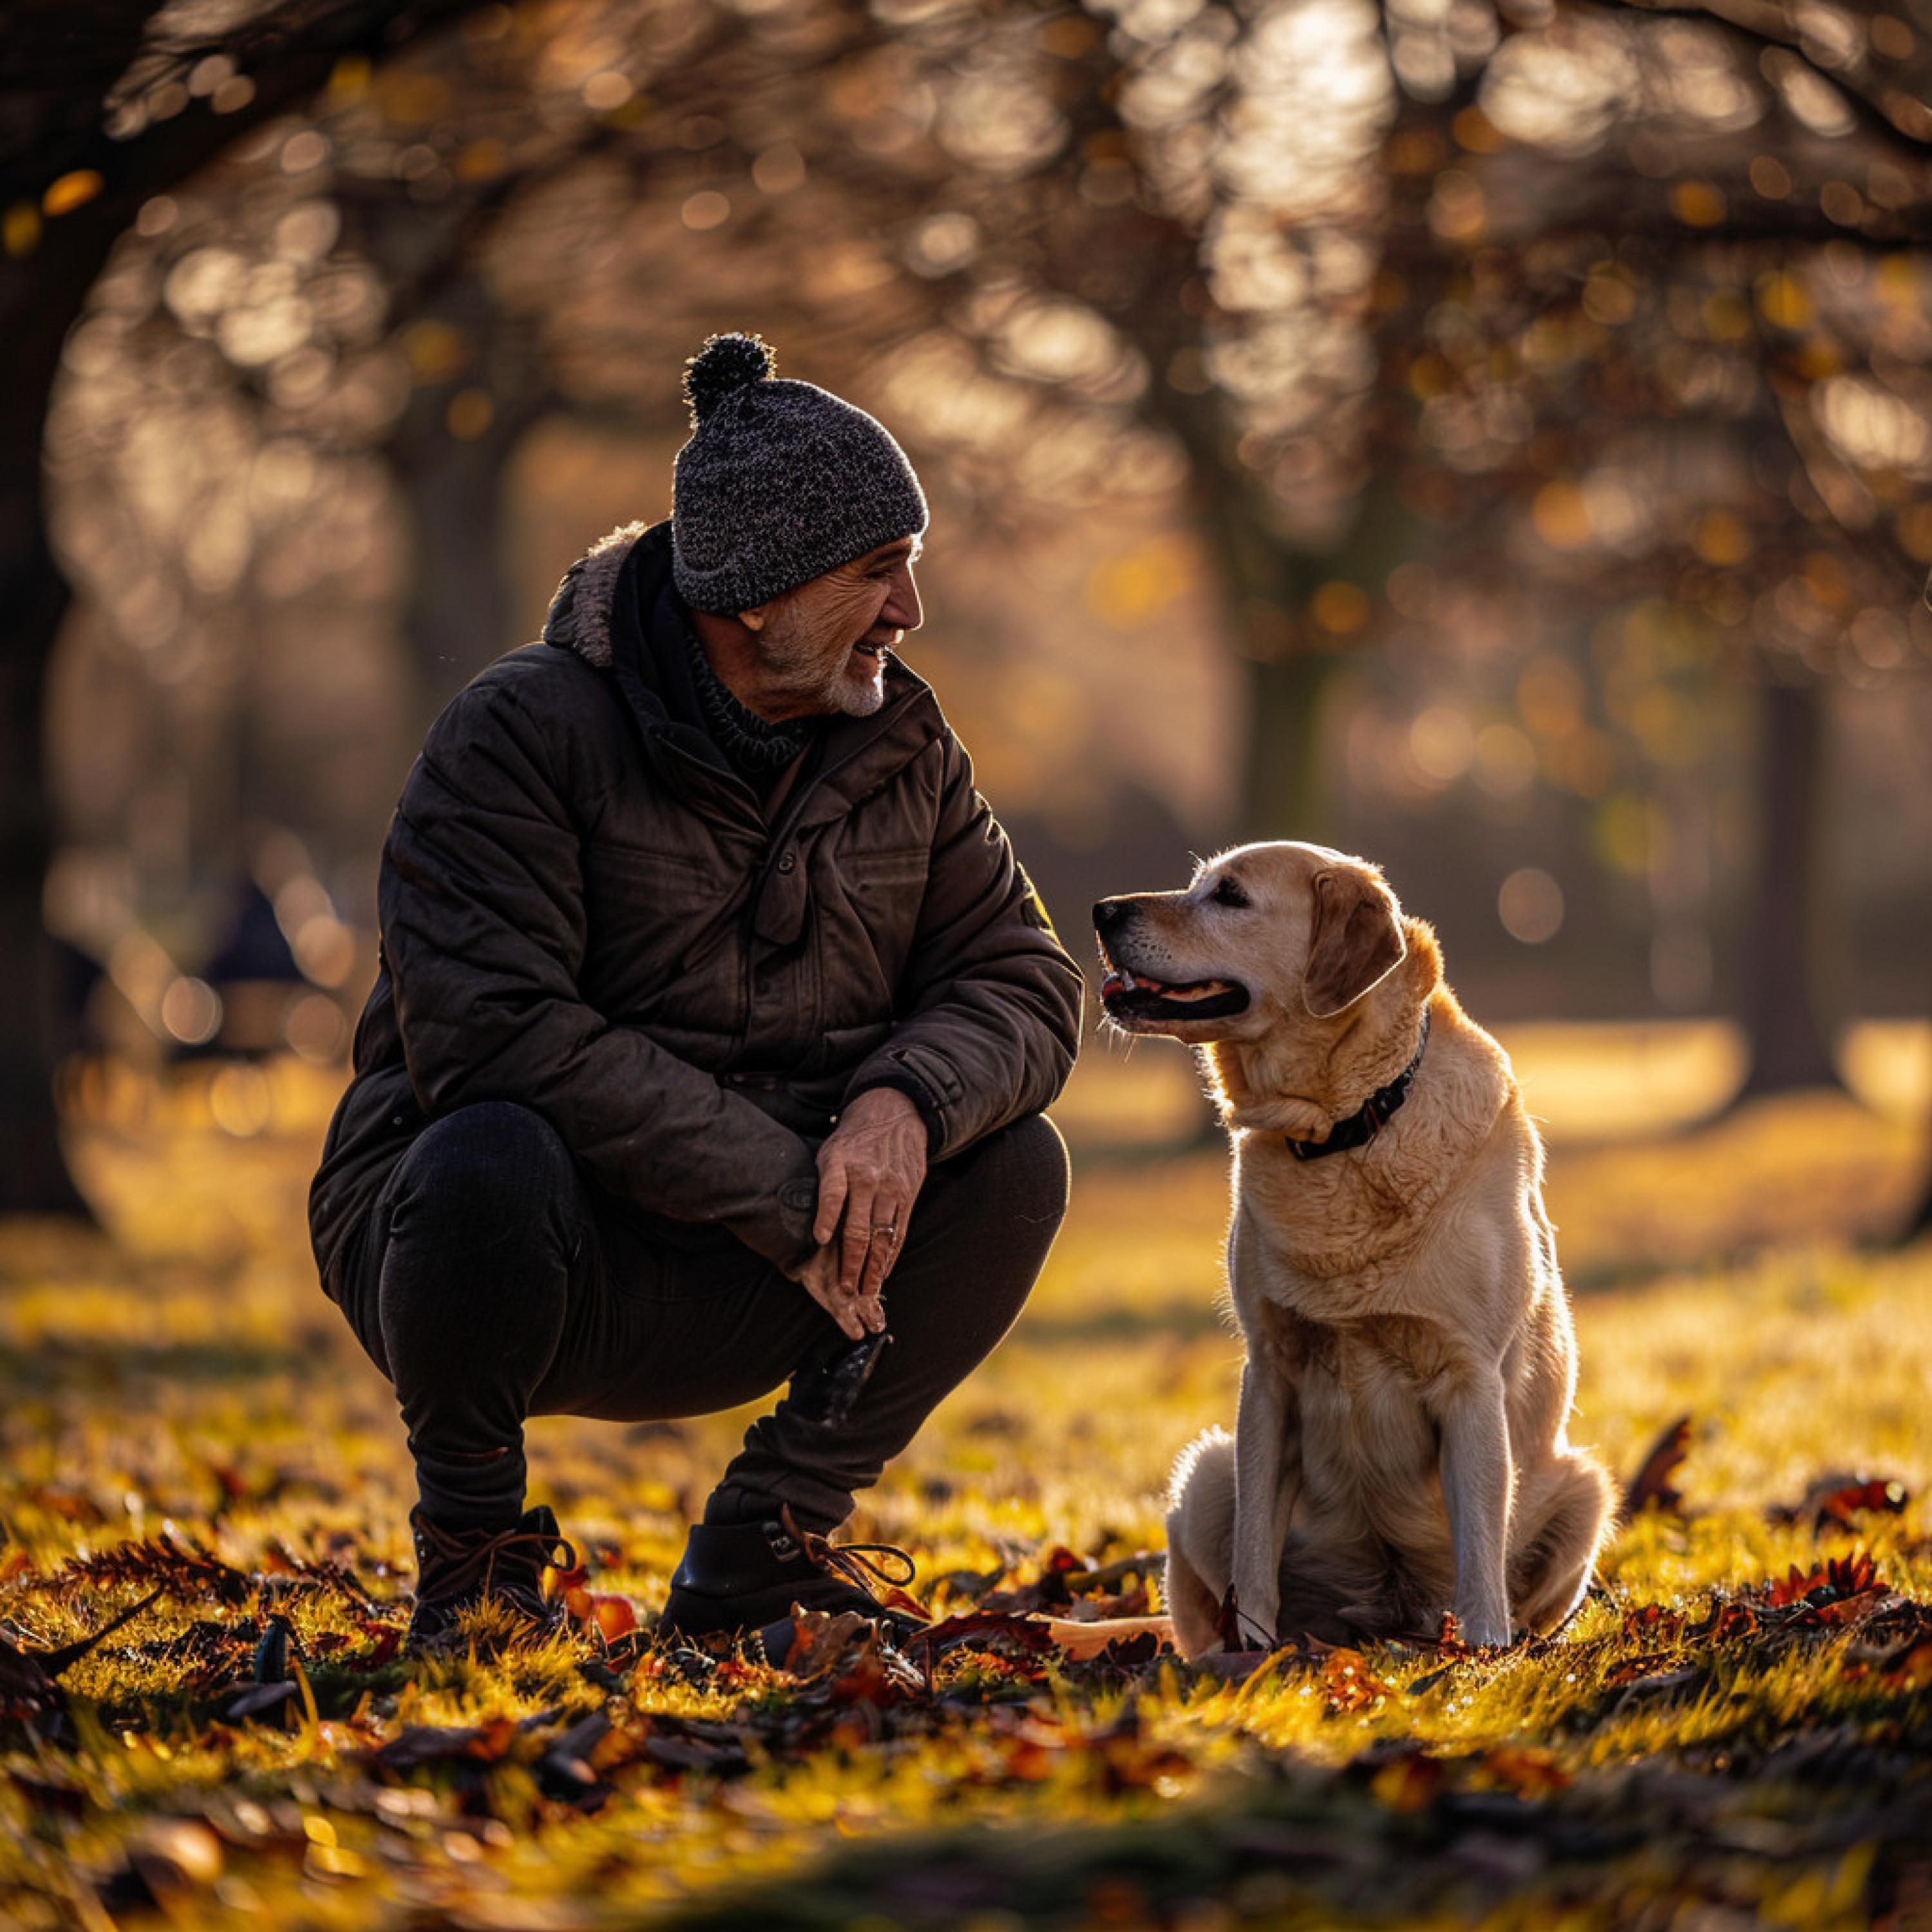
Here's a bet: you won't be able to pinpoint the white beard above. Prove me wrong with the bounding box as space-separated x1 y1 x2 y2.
760 621 890 717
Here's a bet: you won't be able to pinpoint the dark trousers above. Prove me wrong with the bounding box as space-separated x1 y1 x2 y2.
330 1101 1068 1535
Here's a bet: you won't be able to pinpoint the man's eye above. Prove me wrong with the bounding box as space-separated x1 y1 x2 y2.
1211 878 1248 908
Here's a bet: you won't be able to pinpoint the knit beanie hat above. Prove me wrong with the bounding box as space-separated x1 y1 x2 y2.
670 332 929 616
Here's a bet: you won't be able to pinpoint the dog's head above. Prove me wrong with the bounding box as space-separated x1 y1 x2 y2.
1092 842 1408 1043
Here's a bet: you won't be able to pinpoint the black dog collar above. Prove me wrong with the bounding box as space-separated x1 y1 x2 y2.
1286 1010 1432 1162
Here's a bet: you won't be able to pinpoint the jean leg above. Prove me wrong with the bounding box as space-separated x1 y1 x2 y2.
343 1101 593 1526
705 1113 1070 1533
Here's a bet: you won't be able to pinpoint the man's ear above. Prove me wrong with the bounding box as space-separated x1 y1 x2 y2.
1302 867 1406 1018
739 603 770 633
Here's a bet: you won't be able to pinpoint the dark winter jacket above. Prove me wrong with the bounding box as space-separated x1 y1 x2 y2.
307 520 1083 1295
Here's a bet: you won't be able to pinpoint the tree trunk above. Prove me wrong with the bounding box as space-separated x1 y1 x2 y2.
1901 959 1932 1242
1904 1157 1932 1244
1166 431 1343 845
383 293 553 728
1730 677 1845 1104
1205 469 1411 846
0 1 484 1215
0 513 93 1217
389 419 524 726
0 217 117 1216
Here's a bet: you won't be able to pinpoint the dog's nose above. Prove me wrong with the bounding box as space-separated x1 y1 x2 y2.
1093 898 1134 936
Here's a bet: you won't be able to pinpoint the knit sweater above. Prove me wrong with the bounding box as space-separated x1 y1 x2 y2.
680 621 820 788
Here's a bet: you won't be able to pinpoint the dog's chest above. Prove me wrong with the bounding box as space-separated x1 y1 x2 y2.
1254 1303 1446 1495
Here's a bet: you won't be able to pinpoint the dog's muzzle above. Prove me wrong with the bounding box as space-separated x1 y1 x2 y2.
1092 900 1250 1023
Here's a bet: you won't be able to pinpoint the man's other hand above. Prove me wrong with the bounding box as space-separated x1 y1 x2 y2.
813 1086 929 1302
788 1243 885 1341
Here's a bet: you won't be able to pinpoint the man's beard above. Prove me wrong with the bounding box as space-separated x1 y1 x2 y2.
759 616 889 718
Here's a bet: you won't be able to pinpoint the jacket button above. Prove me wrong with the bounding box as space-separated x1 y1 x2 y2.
776 851 797 874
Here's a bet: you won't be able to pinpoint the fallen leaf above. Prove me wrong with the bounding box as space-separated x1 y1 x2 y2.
1768 1474 1911 1533
1623 1414 1692 1519
1323 1649 1395 1714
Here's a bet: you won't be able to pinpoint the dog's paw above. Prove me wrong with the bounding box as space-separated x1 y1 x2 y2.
1456 1613 1513 1651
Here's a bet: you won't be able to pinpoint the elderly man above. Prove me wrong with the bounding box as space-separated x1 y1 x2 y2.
307 334 1082 1656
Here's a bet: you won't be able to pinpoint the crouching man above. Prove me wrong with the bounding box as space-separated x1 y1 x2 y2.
307 333 1082 1657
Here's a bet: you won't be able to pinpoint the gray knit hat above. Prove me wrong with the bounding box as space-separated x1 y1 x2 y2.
670 332 929 615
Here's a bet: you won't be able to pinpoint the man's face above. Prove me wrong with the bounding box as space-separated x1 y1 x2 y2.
753 536 923 719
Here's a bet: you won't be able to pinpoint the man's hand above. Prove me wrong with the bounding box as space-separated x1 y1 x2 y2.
814 1086 929 1303
788 1243 884 1341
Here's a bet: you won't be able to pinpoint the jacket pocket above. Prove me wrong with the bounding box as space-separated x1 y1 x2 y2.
581 846 744 1023
835 845 930 1003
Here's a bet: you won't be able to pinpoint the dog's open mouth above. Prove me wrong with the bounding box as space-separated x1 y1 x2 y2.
1099 967 1251 1024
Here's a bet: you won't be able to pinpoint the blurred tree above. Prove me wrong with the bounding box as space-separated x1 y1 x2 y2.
1347 0 1932 1105
1 1 485 1212
1061 0 1932 1102
15 0 1932 1221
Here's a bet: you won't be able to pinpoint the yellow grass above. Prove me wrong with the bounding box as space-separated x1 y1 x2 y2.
3 1032 1930 1928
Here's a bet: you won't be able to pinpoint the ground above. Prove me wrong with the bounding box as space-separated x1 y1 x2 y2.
3 1035 1930 1930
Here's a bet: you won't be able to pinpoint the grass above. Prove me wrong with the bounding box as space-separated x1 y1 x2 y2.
2 1039 1930 1929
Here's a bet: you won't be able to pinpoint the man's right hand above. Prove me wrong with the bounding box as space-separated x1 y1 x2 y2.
787 1244 886 1342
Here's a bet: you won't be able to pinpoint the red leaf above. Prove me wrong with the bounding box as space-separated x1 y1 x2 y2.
1323 1649 1394 1713
906 1611 1059 1657
1622 1414 1692 1518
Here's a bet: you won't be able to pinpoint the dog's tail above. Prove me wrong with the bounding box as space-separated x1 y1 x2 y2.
1167 1426 1233 1512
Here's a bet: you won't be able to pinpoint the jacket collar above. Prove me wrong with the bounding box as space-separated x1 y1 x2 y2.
542 520 943 823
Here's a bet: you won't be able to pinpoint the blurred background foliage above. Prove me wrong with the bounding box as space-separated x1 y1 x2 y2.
3 0 1929 1224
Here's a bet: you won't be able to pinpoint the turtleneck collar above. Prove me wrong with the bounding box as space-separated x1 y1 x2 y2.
679 616 822 784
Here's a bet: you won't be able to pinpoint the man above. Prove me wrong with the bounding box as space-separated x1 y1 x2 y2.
307 332 1083 1657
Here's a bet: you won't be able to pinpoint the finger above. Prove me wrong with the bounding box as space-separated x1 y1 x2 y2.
858 1208 898 1303
876 1202 913 1293
813 1155 848 1249
810 1262 866 1341
855 1293 886 1334
840 1179 877 1292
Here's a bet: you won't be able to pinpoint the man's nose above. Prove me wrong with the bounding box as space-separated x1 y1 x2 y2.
884 563 922 634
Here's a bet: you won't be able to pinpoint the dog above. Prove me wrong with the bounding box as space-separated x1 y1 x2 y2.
1093 842 1615 1656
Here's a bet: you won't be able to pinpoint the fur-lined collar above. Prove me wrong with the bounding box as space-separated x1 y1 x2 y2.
540 520 652 668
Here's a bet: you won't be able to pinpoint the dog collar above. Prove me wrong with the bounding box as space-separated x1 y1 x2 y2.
1286 1010 1432 1162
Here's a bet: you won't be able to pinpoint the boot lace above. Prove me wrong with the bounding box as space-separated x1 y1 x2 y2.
415 1514 576 1604
780 1505 920 1609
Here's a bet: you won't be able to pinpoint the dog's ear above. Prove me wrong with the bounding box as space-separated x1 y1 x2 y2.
1302 867 1406 1018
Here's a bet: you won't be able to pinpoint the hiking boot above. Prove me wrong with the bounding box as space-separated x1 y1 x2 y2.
406 1502 576 1656
659 1507 927 1663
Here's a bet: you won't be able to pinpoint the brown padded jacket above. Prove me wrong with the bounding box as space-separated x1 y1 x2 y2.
307 520 1084 1295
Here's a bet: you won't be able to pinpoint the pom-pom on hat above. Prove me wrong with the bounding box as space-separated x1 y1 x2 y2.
670 331 929 616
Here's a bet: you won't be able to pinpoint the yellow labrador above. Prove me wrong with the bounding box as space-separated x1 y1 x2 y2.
1094 843 1615 1656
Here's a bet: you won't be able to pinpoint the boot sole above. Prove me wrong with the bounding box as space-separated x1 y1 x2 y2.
660 1576 920 1645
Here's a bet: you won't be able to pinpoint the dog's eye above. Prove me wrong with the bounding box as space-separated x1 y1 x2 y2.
1211 878 1249 909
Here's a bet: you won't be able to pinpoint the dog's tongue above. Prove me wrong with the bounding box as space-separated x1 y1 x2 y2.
1101 969 1233 1002
1160 980 1233 1002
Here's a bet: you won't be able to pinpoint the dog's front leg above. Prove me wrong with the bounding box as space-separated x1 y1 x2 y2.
1436 1371 1514 1649
1231 1359 1297 1649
